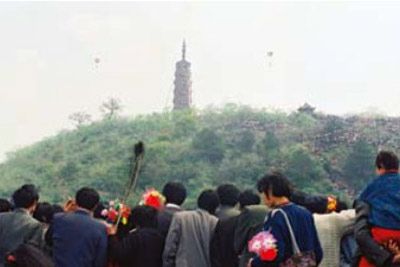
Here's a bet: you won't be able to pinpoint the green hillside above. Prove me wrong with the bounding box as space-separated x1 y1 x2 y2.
1 104 397 207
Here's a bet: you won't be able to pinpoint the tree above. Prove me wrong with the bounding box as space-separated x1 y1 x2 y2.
236 130 256 153
100 97 122 119
69 112 92 128
342 139 376 193
192 128 225 164
258 131 280 166
284 145 328 192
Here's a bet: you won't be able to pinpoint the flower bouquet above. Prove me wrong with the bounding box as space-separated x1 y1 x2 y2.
101 200 131 225
248 231 278 261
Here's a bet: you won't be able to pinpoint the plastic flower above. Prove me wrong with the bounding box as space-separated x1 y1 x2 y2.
327 196 337 212
248 231 278 261
141 188 166 210
102 200 131 225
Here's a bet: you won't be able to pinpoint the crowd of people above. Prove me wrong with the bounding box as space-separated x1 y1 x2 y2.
0 150 400 267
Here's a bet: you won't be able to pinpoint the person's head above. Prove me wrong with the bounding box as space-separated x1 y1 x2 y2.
238 189 260 209
0 198 12 213
131 205 158 228
162 182 187 206
52 204 64 214
75 187 99 211
257 172 292 208
216 184 240 207
336 200 348 212
93 202 107 220
375 151 399 175
12 184 39 212
33 202 54 224
197 189 220 214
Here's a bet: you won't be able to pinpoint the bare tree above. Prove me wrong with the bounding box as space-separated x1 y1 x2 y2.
69 111 92 128
100 97 122 120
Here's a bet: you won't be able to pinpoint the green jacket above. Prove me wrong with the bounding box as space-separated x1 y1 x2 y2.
0 208 44 267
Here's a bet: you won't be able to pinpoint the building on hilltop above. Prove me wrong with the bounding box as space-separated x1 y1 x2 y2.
298 103 316 115
173 40 192 110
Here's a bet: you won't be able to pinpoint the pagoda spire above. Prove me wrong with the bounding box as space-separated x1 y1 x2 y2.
182 39 186 60
173 40 192 110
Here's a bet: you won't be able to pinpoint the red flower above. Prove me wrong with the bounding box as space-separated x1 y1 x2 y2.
108 209 118 222
260 249 277 261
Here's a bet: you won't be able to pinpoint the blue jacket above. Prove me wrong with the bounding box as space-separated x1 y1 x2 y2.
359 172 400 229
251 203 323 267
51 210 107 267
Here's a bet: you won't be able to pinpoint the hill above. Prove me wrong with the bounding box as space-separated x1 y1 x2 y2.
1 104 398 207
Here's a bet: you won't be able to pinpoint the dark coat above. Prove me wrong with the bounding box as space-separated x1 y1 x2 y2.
109 227 164 267
210 216 239 267
234 205 269 267
157 205 183 237
0 209 44 267
49 210 107 267
353 200 399 267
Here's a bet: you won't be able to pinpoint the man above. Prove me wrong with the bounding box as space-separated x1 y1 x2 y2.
48 187 107 267
234 192 269 267
163 189 220 267
215 184 241 220
0 198 12 213
158 182 187 237
109 205 164 267
211 190 263 267
353 199 400 266
0 184 43 267
249 172 323 267
355 151 400 266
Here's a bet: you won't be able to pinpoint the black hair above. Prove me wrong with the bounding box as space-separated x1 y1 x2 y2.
75 187 99 211
52 204 64 214
257 172 292 199
93 202 107 220
375 151 399 170
0 198 12 213
162 182 187 206
131 205 158 228
290 190 327 214
197 189 220 214
216 184 240 207
336 200 348 212
238 189 260 209
12 184 39 209
33 202 54 224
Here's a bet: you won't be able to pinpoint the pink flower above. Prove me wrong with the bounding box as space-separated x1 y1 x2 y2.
248 231 278 261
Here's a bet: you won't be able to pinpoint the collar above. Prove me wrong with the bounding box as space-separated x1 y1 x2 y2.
274 201 292 208
166 203 181 209
14 208 30 214
383 170 399 174
75 208 92 216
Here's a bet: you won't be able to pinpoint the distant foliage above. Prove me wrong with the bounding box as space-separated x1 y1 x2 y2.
0 105 397 206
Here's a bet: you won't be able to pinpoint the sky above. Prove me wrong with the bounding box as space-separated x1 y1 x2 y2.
1 1 400 160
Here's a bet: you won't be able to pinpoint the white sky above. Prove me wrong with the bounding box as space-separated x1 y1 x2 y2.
1 1 400 160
